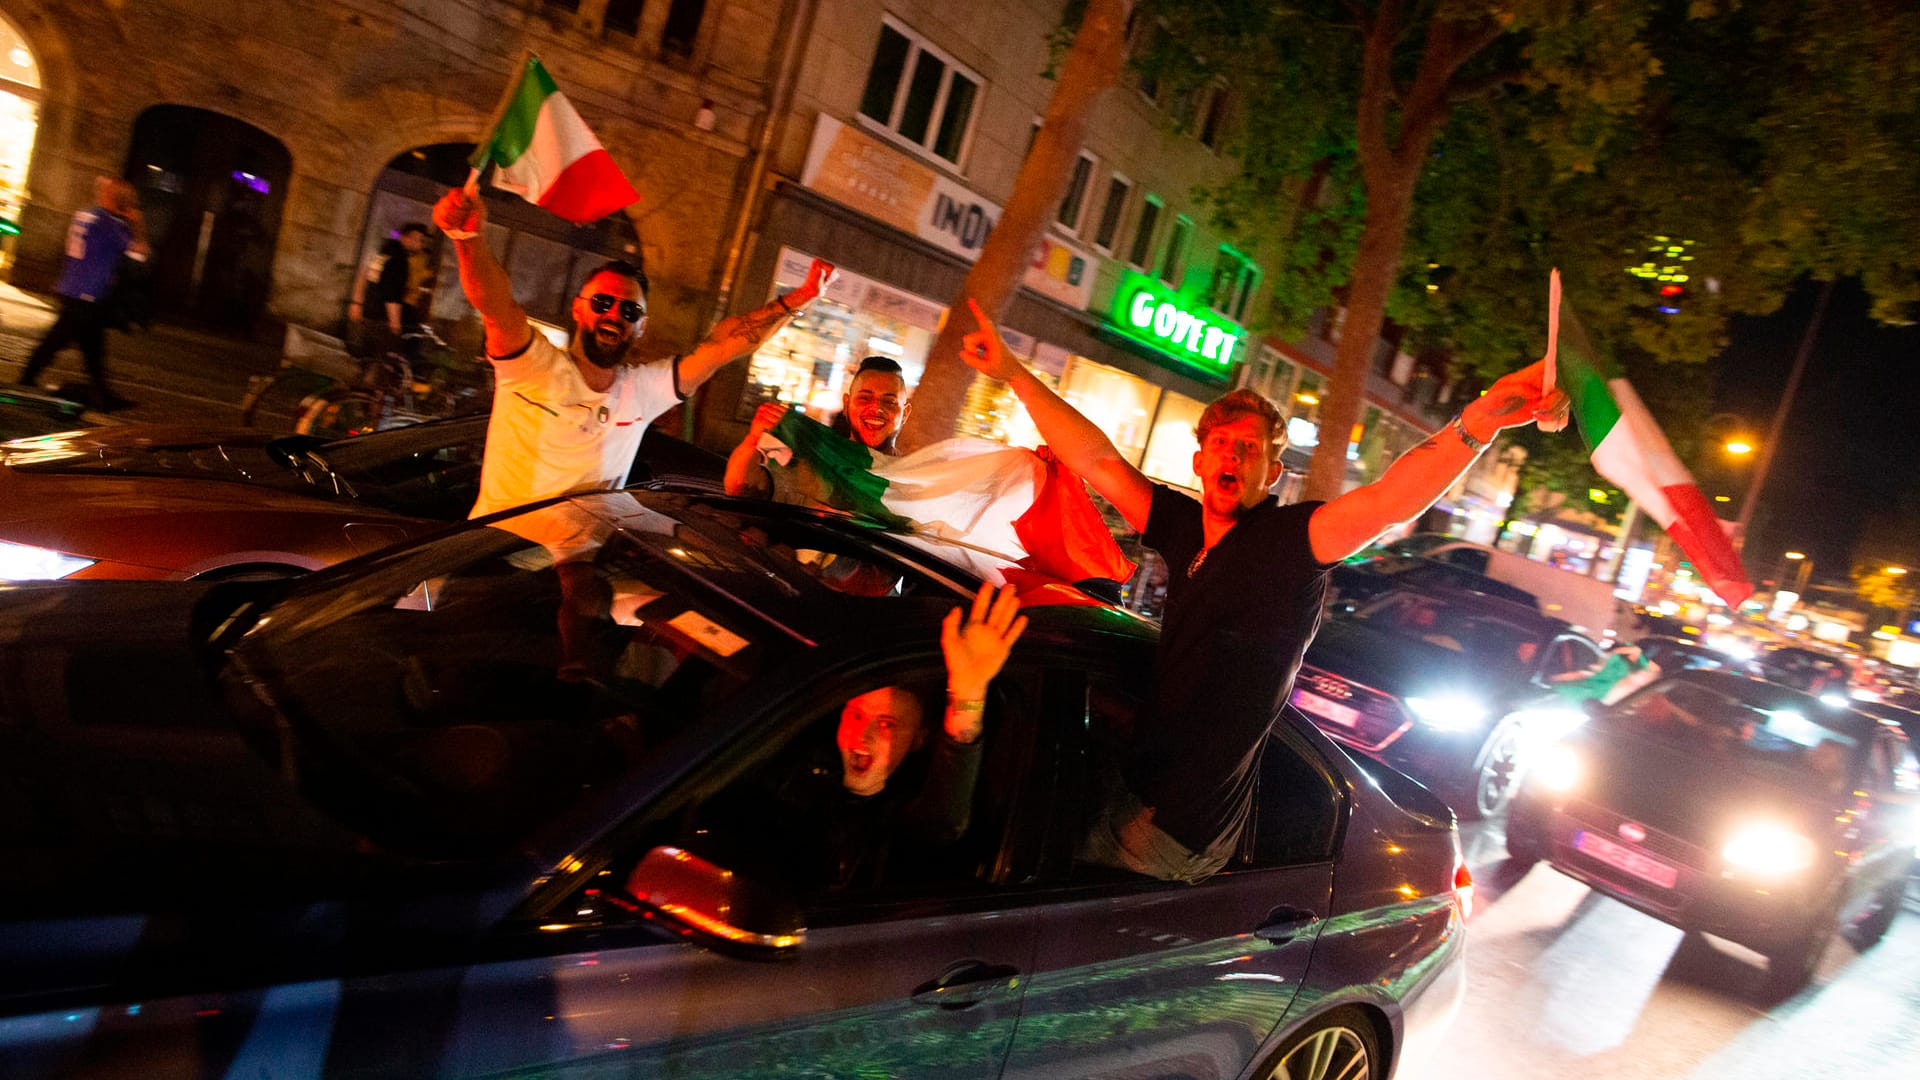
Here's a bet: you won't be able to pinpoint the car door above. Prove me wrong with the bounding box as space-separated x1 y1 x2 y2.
444 654 1049 1080
997 664 1338 1080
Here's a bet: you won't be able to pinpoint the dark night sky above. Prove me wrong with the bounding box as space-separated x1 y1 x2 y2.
1711 278 1920 588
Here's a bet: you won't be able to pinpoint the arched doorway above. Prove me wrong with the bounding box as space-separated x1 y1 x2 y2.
366 143 642 347
124 106 290 333
0 14 42 270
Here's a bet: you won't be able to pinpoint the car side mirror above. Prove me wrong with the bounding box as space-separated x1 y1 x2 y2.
625 846 805 956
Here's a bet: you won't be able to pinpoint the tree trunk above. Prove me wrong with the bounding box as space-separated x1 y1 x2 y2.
1303 173 1418 501
897 0 1130 451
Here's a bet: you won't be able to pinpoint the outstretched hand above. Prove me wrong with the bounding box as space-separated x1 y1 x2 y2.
1467 359 1571 436
960 298 1016 381
433 187 486 239
782 258 837 308
940 583 1027 741
748 401 789 438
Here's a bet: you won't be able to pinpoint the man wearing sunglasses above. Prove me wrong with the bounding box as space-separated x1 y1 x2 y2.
432 186 833 520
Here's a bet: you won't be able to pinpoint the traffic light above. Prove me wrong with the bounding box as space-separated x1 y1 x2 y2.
1657 283 1684 315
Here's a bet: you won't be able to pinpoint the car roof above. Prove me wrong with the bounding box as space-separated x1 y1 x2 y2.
1366 583 1575 637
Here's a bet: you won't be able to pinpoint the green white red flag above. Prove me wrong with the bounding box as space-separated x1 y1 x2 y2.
1553 297 1753 606
768 411 1137 593
470 55 639 224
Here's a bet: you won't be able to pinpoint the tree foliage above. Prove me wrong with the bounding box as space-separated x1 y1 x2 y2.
1142 0 1920 501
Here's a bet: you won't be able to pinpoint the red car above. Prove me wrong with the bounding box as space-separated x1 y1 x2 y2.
0 416 720 582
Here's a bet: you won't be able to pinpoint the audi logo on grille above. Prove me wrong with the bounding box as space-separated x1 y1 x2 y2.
1618 822 1648 844
1299 673 1353 700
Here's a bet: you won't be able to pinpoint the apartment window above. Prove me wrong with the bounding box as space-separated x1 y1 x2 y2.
1128 195 1162 269
1056 152 1096 232
1198 87 1230 149
660 0 704 59
1209 247 1260 320
1160 215 1192 287
604 0 643 36
858 19 982 166
1092 173 1132 252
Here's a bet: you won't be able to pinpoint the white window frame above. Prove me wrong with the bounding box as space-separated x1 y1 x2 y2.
1055 150 1099 235
1090 170 1133 254
856 15 985 170
1128 193 1164 271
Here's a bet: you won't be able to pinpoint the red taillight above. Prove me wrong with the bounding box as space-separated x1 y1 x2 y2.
1453 863 1475 921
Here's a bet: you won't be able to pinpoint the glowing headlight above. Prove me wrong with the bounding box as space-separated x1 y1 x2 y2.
1818 693 1848 708
1535 744 1581 792
1722 823 1817 875
1405 695 1489 732
0 540 96 582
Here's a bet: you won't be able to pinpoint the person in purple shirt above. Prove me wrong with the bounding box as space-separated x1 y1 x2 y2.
16 177 147 410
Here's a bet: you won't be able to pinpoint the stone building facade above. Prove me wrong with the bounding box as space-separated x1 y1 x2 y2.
0 0 787 352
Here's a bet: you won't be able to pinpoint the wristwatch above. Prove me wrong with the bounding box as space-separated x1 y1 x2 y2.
1450 413 1490 452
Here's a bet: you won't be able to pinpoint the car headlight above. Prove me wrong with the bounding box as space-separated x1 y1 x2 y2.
1818 693 1848 708
1534 744 1581 792
0 540 96 581
1404 695 1489 732
1722 823 1817 875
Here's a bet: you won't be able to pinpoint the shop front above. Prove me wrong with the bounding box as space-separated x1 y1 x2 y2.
706 113 1231 494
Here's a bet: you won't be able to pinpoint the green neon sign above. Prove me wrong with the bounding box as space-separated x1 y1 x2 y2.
1107 269 1243 379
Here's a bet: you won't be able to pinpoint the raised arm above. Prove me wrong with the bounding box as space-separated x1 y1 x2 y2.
678 259 836 395
961 299 1154 531
723 402 786 498
1308 359 1570 564
432 187 531 359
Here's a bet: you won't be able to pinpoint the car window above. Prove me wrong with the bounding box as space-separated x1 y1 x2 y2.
1354 593 1541 666
1544 637 1606 679
629 661 1043 915
1435 548 1488 573
232 503 794 860
1607 680 1860 789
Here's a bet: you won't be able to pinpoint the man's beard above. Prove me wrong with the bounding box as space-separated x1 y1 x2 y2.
579 328 633 369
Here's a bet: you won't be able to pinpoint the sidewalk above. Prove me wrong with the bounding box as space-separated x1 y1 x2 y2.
0 283 289 428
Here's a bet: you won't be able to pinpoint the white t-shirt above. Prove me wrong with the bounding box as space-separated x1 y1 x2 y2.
469 333 682 519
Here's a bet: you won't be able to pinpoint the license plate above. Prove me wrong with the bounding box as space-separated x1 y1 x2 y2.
1293 689 1360 728
1574 829 1679 889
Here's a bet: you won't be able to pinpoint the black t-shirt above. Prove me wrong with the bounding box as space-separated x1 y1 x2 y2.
1128 484 1332 853
366 238 412 309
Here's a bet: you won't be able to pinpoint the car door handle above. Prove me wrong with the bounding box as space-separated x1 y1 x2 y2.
911 958 1023 1010
1253 905 1318 943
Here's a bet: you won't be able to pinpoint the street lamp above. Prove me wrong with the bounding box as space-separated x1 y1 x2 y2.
1889 566 1909 576
1723 439 1754 456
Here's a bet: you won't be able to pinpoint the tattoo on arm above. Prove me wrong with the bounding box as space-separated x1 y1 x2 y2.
729 303 789 344
1484 393 1527 415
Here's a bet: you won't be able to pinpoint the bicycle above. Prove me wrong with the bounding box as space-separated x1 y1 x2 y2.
241 324 492 438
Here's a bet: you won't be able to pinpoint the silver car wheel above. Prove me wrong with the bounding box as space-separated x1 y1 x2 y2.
1271 1024 1372 1080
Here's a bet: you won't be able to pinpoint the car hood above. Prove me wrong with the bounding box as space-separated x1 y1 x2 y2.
1305 618 1525 701
1568 724 1836 847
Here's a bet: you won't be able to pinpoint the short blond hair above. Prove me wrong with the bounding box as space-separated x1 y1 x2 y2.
1196 388 1286 451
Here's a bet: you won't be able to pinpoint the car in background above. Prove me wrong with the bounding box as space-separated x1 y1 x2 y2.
1754 643 1856 699
1295 588 1608 819
0 385 88 440
0 416 722 582
1505 670 1918 998
0 490 1465 1080
1635 633 1762 677
1330 552 1541 611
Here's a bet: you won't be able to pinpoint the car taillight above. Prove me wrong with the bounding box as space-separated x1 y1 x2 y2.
1452 862 1474 921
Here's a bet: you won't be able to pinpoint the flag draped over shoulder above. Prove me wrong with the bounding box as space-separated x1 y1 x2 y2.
471 55 639 224
769 412 1137 588
1556 302 1753 606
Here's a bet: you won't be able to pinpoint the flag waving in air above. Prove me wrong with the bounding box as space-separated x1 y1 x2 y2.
768 410 1137 590
469 54 640 224
1553 294 1753 606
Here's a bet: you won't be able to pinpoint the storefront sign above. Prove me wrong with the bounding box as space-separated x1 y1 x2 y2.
1107 269 1243 379
801 116 1096 309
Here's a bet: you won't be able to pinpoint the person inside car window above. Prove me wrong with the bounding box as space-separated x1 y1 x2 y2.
724 356 912 505
692 583 1026 894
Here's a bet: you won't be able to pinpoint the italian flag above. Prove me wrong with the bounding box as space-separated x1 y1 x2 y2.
470 55 639 224
769 412 1137 594
1554 303 1753 606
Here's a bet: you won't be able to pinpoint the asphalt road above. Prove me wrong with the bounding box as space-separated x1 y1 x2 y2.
1429 818 1920 1079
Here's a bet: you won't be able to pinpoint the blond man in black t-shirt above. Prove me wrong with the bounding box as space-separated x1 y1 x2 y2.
959 298 1570 882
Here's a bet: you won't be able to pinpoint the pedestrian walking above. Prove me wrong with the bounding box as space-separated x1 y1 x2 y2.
15 177 147 410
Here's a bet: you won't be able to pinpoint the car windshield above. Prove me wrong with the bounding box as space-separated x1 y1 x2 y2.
308 418 487 517
1605 679 1861 789
1352 592 1543 666
226 491 952 858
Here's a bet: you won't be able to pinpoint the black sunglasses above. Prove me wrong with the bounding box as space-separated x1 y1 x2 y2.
585 293 646 322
